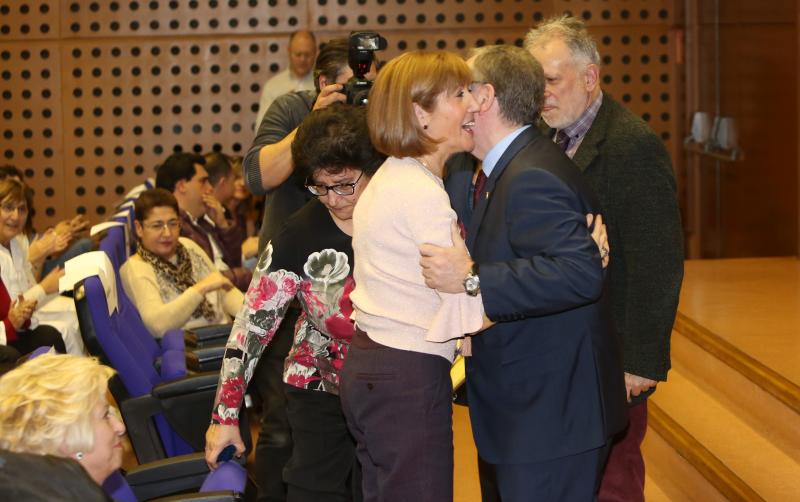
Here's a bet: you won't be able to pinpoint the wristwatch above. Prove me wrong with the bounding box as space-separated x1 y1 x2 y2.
463 263 480 297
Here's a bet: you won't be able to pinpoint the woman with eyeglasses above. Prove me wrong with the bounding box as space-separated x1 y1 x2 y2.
0 178 77 363
205 104 384 502
120 188 244 338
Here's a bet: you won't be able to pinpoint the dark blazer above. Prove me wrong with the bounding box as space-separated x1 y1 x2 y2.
566 95 683 392
446 126 627 464
179 210 252 291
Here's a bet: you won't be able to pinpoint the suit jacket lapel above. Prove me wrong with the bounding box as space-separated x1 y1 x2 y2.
570 97 611 172
466 127 537 250
444 153 476 229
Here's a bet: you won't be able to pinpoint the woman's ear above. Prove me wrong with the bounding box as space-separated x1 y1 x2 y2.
134 220 144 240
318 74 328 89
413 102 430 131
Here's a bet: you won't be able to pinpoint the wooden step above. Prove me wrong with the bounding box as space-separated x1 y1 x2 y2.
644 473 677 502
643 408 730 502
650 368 800 500
672 314 800 463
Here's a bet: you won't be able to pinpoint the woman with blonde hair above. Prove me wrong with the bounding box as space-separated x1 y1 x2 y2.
338 50 487 501
0 353 126 486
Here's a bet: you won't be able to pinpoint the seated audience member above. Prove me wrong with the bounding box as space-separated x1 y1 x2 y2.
0 178 84 355
0 353 126 489
120 188 244 338
0 165 92 277
0 275 65 375
155 152 252 291
204 152 259 267
205 104 385 500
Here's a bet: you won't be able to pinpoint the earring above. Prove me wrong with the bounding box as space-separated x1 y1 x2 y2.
75 452 84 460
423 124 428 130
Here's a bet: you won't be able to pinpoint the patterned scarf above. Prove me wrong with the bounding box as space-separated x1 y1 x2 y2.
136 241 217 322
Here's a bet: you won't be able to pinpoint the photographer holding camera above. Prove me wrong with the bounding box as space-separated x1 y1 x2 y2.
242 33 382 502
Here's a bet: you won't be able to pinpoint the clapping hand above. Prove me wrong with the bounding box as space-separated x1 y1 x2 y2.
9 295 37 329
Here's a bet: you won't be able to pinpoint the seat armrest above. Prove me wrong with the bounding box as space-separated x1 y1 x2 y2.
149 491 244 502
186 346 225 373
151 372 219 399
184 324 232 348
125 453 210 486
126 453 244 501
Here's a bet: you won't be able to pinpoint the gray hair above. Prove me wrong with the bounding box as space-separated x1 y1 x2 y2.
524 15 600 69
468 45 544 126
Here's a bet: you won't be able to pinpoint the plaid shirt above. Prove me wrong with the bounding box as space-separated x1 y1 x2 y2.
558 91 604 159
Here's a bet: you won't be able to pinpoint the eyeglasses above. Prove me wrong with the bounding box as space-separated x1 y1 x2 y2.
142 219 180 232
305 171 364 197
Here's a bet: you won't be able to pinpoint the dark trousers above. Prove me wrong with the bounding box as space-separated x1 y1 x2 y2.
253 308 299 502
340 330 453 502
597 401 647 502
283 385 361 502
492 446 605 502
0 324 66 376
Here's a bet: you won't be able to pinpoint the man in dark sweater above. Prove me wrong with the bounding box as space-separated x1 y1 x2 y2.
526 16 684 501
241 38 376 502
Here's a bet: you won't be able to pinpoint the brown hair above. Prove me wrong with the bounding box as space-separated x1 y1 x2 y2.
134 188 180 222
367 51 472 158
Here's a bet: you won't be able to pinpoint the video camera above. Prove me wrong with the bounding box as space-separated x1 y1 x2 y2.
343 31 387 106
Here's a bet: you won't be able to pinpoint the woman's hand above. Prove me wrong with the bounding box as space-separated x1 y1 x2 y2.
8 296 36 329
194 272 234 295
39 267 64 295
587 214 610 268
204 423 246 470
28 229 57 267
68 214 90 234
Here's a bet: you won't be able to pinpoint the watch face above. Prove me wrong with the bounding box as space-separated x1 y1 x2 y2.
465 275 480 295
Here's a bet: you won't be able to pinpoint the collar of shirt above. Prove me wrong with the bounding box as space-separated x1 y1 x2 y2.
557 91 603 147
482 124 531 177
182 209 199 225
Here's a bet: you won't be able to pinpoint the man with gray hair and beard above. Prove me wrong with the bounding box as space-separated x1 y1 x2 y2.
526 16 684 502
420 45 627 501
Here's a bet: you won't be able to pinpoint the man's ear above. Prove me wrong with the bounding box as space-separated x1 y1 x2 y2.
477 83 496 114
318 74 328 89
175 178 187 195
413 102 431 131
583 63 600 92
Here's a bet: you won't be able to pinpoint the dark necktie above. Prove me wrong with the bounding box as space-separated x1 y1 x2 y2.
555 130 570 152
473 169 487 208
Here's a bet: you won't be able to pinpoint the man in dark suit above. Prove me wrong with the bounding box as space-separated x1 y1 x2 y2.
420 45 627 500
526 16 684 501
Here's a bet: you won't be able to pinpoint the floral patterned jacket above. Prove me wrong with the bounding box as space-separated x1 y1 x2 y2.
212 200 355 426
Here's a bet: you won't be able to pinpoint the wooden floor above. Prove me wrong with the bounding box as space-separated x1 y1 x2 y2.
678 257 800 387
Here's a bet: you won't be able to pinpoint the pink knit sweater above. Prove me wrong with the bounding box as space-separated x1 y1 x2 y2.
350 156 484 361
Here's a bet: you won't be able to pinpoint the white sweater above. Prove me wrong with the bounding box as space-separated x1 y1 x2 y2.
350 157 484 361
120 238 244 338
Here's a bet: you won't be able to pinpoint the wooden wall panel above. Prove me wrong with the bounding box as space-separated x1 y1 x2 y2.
1 0 682 232
689 0 797 257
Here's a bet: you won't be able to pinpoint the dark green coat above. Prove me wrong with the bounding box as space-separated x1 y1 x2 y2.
568 94 684 390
